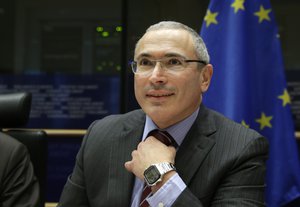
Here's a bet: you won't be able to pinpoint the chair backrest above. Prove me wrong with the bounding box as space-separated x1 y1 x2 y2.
0 92 31 128
0 92 47 207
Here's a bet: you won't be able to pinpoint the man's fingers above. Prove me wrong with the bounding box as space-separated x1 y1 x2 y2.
124 161 132 172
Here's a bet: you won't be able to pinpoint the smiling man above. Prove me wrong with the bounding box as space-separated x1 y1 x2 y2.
58 21 269 207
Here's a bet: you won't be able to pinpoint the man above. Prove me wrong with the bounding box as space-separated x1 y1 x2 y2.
0 132 40 207
59 21 268 206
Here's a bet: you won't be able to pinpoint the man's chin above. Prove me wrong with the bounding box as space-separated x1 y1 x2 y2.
146 110 175 126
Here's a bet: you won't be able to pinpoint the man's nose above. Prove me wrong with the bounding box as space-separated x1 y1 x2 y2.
152 61 165 75
149 62 167 83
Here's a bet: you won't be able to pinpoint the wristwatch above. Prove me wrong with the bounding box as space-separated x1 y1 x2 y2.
143 162 176 186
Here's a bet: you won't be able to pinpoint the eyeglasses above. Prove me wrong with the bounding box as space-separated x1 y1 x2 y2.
131 56 207 75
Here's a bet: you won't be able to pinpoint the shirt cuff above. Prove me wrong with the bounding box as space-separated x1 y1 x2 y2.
146 173 186 207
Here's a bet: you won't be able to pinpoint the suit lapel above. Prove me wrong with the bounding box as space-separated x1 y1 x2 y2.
175 105 216 185
107 110 145 206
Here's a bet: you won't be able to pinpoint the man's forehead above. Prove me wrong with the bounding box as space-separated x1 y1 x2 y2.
135 29 194 58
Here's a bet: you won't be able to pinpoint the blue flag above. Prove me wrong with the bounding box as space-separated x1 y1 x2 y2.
200 0 300 206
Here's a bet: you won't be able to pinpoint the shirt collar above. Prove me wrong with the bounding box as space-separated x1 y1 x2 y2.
142 107 199 146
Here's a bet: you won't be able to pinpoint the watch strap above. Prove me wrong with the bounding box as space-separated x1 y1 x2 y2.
156 162 176 175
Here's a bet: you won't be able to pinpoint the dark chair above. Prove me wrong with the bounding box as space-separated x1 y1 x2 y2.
0 92 47 207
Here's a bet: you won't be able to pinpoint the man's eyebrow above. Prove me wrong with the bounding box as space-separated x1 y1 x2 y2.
136 53 152 59
136 53 185 59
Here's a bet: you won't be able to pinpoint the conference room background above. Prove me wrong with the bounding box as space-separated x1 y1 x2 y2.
1 0 300 202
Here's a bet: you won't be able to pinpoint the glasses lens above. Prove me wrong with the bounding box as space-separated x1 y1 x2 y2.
137 58 154 73
132 56 196 74
163 57 185 70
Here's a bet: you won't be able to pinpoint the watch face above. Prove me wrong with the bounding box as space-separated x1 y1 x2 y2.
144 165 161 185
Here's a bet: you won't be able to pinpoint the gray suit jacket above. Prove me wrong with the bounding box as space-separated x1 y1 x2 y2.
0 132 40 207
59 105 269 207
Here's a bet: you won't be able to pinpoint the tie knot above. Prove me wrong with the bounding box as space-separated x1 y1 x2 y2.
147 129 178 148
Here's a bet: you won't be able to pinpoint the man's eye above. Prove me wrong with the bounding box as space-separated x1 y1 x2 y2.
138 59 153 66
167 58 183 65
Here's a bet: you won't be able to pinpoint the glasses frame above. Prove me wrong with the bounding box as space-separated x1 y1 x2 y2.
130 58 207 74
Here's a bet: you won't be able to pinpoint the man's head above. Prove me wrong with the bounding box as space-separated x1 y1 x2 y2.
133 21 213 129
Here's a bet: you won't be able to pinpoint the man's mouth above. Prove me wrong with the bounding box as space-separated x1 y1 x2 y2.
146 92 175 97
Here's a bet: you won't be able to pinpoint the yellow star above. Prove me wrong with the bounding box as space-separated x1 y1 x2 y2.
256 112 273 130
241 120 250 128
204 10 218 27
254 5 272 23
231 0 245 13
278 89 291 107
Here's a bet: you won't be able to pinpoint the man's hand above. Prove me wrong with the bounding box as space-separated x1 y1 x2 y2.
124 136 176 180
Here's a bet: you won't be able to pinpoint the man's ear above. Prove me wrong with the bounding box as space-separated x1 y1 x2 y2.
200 64 213 93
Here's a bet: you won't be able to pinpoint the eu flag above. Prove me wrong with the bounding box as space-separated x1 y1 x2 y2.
200 0 300 206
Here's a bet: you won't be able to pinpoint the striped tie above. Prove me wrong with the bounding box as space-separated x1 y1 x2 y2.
139 184 152 207
139 129 177 207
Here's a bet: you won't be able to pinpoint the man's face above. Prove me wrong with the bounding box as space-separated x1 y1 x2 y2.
134 29 212 129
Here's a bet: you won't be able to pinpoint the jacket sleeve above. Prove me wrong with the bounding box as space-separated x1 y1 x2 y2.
1 141 40 207
57 121 98 207
57 140 89 207
172 137 268 207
